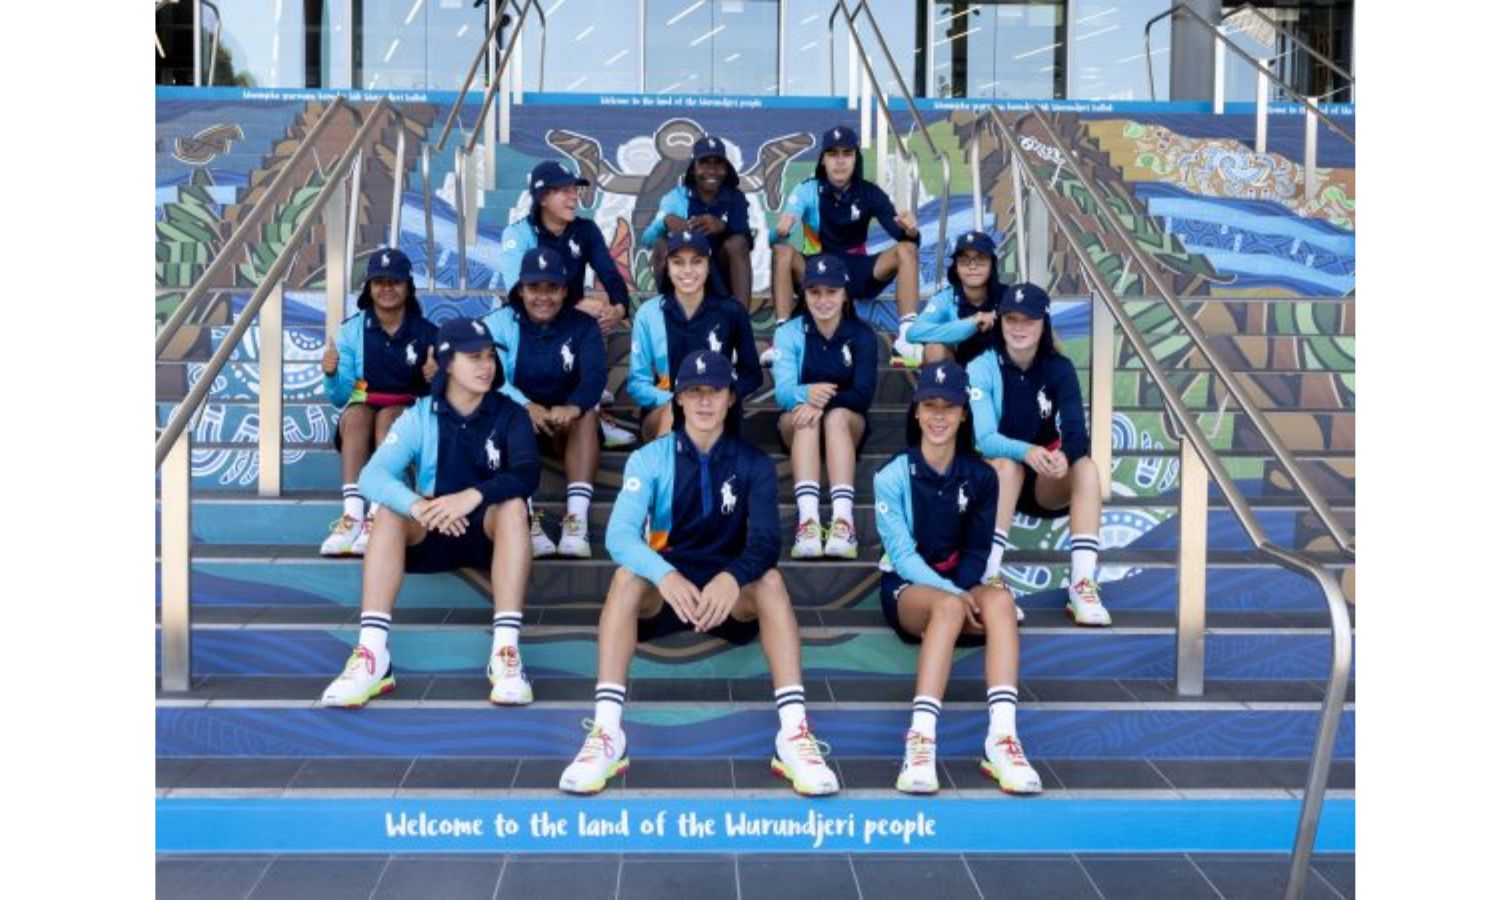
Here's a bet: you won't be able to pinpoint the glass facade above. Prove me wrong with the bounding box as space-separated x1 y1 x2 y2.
156 1 1356 102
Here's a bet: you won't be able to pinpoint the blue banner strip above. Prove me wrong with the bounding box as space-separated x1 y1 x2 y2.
157 797 1353 854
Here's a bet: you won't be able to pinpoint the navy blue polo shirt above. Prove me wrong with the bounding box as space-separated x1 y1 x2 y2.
663 293 763 399
817 179 911 255
664 433 780 587
432 390 541 505
362 308 439 395
510 305 607 409
529 214 631 308
687 187 751 246
798 316 878 415
893 447 998 589
998 350 1090 463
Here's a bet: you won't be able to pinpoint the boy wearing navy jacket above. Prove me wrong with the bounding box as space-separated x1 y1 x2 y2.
498 161 632 332
769 125 923 367
559 351 839 798
484 247 607 559
320 317 541 708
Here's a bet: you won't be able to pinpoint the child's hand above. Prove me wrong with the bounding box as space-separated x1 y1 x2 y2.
321 345 339 376
421 346 438 383
776 213 795 240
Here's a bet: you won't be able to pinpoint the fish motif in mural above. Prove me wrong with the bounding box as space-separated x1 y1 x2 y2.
172 124 245 167
545 117 815 242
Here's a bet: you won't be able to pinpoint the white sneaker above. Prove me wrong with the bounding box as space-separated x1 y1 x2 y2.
895 729 940 794
349 515 373 555
790 518 824 559
559 722 629 794
599 412 636 449
530 512 557 558
758 344 777 367
771 719 840 796
984 576 1024 623
487 645 534 705
320 645 394 708
981 733 1043 794
1066 577 1112 627
890 332 922 369
556 514 592 558
319 514 363 557
599 387 615 406
823 518 858 559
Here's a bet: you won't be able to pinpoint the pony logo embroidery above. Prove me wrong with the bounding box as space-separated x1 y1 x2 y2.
471 321 485 335
381 252 391 266
965 233 975 244
841 343 853 367
720 477 738 515
1037 389 1053 419
957 484 969 514
707 326 723 355
533 179 544 189
849 201 860 220
817 259 827 274
537 254 548 270
405 343 417 366
561 339 575 372
681 230 693 241
568 239 581 258
439 341 451 353
484 435 501 469
832 128 842 140
695 356 707 375
935 367 947 384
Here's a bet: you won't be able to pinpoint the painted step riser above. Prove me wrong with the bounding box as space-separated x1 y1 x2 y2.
155 706 1355 760
159 628 1353 681
163 561 1350 613
162 503 1353 554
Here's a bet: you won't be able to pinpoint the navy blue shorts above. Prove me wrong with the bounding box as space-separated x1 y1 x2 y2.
404 509 494 573
879 571 986 647
1017 466 1070 520
636 564 761 646
837 252 895 301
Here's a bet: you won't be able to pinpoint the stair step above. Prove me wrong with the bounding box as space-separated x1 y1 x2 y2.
156 626 1353 681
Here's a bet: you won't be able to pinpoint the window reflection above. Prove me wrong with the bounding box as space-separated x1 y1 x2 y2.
782 0 915 98
931 1 1064 100
645 0 779 95
1068 1 1170 101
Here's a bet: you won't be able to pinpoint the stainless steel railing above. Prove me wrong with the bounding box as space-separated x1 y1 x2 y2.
828 0 951 257
1222 1 1354 99
155 98 405 691
433 0 547 153
984 107 1351 900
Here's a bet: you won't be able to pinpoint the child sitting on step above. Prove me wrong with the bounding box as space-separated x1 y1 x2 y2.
907 229 1008 366
639 134 754 308
320 317 540 709
319 247 438 557
771 254 878 561
873 360 1042 795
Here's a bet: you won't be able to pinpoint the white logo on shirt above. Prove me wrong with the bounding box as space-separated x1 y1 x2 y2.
707 326 722 355
720 477 738 515
968 386 983 401
561 339 575 372
957 484 969 514
841 343 852 367
849 201 860 220
624 476 642 492
568 239 581 258
695 356 707 375
504 238 517 250
1037 389 1053 419
405 342 417 366
383 432 400 447
876 500 889 515
485 435 501 469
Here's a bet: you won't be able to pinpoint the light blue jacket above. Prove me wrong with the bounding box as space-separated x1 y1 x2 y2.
604 435 678 586
873 458 964 596
323 314 366 408
907 285 982 346
966 349 1034 461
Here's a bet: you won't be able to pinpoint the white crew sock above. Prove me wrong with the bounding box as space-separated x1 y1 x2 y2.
566 482 593 522
1069 534 1100 585
987 685 1019 738
593 682 627 732
358 611 391 659
492 612 523 655
830 484 854 524
794 481 821 524
775 684 807 734
910 695 941 739
984 529 1014 580
342 484 366 520
898 313 917 343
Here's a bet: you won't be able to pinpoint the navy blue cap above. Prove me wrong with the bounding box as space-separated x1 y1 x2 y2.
803 254 850 289
665 228 712 257
674 349 735 392
435 317 497 358
912 360 970 406
516 247 567 286
996 282 1051 320
365 247 412 282
952 230 997 258
693 135 728 161
821 125 858 152
528 160 589 200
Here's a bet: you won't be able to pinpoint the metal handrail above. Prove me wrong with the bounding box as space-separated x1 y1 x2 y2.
1144 3 1354 144
201 0 221 86
155 98 352 357
1021 111 1353 556
985 107 1350 900
433 0 546 153
1223 2 1354 90
464 0 542 155
155 98 397 468
828 0 951 256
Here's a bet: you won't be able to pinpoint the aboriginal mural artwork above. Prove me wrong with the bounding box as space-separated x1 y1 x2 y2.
156 93 1355 622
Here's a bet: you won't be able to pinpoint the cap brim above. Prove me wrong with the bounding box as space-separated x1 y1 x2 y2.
912 388 966 405
517 274 567 286
997 306 1045 320
674 377 733 393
